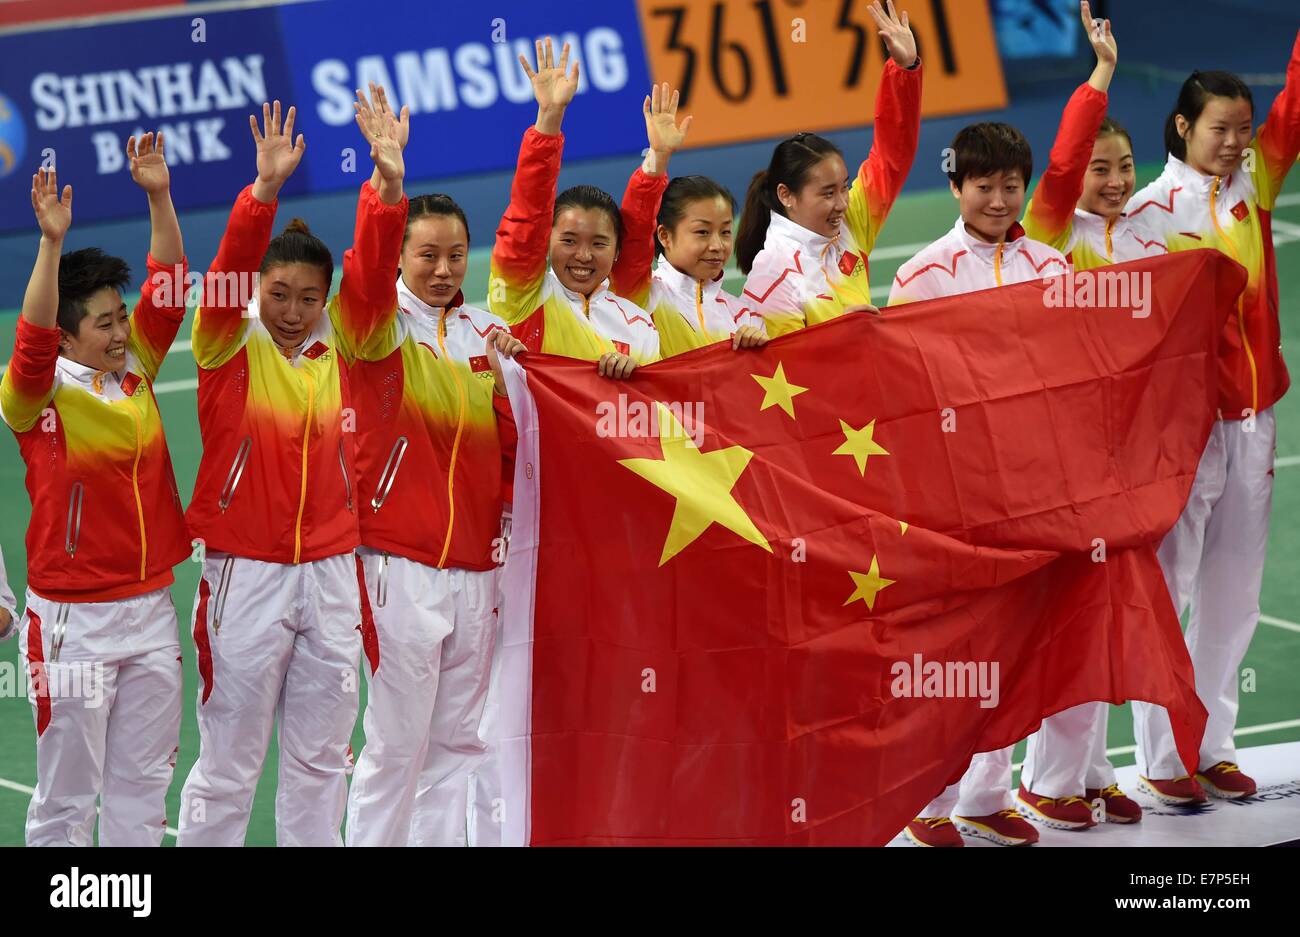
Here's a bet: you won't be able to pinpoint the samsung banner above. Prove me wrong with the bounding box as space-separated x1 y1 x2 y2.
0 0 651 231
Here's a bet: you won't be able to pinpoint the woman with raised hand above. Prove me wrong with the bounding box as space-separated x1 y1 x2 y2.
0 133 191 847
340 85 524 847
737 0 922 336
1126 27 1300 809
177 95 409 847
489 38 657 380
1017 2 1155 832
610 83 767 357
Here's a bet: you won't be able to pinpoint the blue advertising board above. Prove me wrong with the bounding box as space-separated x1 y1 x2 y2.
0 0 652 231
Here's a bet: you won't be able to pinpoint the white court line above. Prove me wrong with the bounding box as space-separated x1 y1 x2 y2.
0 777 179 838
1261 614 1300 635
1277 455 1300 469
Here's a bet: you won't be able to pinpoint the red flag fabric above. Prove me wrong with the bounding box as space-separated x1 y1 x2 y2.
495 249 1243 846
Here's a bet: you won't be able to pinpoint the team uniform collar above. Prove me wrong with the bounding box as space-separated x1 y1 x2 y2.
396 276 464 320
1164 153 1233 196
951 216 1030 263
56 354 127 395
654 257 725 300
767 210 846 261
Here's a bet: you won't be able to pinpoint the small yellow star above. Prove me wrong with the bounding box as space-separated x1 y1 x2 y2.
752 362 809 420
899 521 909 536
619 402 772 566
832 418 889 475
843 556 895 610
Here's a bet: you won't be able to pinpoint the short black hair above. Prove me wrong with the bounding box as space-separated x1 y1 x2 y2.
947 122 1034 190
57 247 131 335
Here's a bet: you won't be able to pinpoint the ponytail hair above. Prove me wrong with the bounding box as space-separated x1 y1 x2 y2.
656 175 735 256
735 132 843 273
1163 69 1254 160
261 217 334 288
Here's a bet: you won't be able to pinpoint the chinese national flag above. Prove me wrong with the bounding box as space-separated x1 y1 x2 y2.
494 250 1243 845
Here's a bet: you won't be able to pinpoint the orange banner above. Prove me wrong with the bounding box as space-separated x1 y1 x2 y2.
637 0 1007 148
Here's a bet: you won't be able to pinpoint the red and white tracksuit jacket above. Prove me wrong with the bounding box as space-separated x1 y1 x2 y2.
1 253 191 846
742 57 922 336
345 273 518 846
489 126 660 363
178 181 407 847
888 219 1069 305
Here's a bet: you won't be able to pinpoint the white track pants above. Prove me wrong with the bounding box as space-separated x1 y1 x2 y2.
19 586 181 847
344 552 498 846
177 552 361 847
407 565 498 847
921 746 1015 818
1022 702 1115 798
1134 410 1275 779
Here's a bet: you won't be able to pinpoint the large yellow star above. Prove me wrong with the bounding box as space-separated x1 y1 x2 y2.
843 556 895 610
752 362 809 419
618 402 772 566
833 418 890 475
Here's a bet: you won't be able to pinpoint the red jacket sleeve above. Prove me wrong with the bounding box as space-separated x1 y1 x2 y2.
332 181 410 362
489 128 564 324
131 253 190 384
610 166 669 308
1023 83 1109 251
0 317 61 433
192 185 278 369
1255 29 1300 209
845 58 923 254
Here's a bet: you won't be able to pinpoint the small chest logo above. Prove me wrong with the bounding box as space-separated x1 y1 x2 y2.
469 355 491 374
302 341 330 361
1230 201 1249 222
612 340 631 356
838 251 860 276
119 372 142 397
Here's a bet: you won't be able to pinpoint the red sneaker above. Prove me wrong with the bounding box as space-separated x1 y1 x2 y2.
903 816 964 847
1086 784 1142 823
1137 774 1208 806
1196 762 1256 799
1015 784 1096 830
953 808 1040 846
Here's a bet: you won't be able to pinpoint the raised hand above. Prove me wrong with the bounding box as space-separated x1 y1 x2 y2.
354 82 409 184
522 38 580 134
867 1 917 68
1080 1 1116 68
250 100 306 199
31 167 72 241
644 82 693 158
128 132 170 195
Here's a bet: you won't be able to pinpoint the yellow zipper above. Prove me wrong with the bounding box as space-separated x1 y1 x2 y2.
1104 216 1116 261
436 311 466 568
293 370 315 564
582 294 591 319
993 242 1004 287
1209 176 1258 414
129 403 147 580
695 280 707 332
